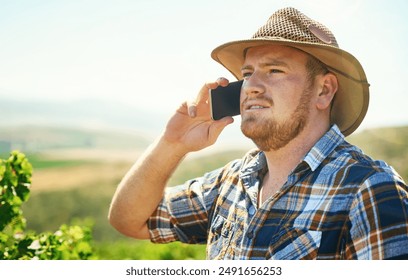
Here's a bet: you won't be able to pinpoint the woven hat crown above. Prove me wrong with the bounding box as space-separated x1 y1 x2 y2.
253 7 338 48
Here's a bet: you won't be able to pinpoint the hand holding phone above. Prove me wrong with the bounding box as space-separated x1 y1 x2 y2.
209 80 243 121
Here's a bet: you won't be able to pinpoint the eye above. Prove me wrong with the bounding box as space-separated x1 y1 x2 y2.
242 71 252 79
269 69 284 74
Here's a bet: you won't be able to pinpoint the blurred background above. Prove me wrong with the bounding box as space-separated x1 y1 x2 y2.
0 0 407 259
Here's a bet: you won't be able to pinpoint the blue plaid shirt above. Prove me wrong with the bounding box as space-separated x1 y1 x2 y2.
148 125 408 259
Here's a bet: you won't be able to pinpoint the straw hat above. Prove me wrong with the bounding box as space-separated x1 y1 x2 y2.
211 7 369 136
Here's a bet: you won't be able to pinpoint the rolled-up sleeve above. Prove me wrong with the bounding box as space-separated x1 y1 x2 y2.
148 167 225 244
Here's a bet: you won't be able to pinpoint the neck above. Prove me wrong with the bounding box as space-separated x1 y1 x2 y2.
263 122 329 177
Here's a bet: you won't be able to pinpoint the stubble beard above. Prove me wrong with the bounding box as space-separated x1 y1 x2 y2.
240 88 312 152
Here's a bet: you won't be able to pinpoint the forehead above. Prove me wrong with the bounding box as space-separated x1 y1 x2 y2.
243 45 309 66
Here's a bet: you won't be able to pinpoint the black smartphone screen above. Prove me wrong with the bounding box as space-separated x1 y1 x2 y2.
210 80 243 120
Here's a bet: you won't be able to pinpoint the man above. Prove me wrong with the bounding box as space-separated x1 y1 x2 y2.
108 7 408 259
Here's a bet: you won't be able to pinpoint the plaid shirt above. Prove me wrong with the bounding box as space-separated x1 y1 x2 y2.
148 125 408 259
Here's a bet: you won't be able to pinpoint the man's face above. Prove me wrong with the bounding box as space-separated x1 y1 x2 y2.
240 45 315 151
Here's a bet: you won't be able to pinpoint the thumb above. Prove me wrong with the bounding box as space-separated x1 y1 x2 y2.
208 117 234 143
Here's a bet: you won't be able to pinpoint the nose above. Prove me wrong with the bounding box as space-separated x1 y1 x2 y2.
241 73 265 98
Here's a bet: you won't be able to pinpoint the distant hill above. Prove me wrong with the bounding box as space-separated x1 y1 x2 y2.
0 96 168 134
0 125 151 155
347 125 408 180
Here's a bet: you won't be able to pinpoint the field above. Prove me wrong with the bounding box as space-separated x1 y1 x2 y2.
22 150 249 259
5 126 247 259
2 125 407 259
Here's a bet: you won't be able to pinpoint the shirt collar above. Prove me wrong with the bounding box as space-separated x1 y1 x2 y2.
303 124 344 171
240 125 345 176
240 149 267 178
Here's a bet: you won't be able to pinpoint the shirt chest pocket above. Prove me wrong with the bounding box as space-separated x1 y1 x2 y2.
266 228 322 260
207 215 236 259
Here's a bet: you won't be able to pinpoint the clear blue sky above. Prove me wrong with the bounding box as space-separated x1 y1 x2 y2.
0 0 407 131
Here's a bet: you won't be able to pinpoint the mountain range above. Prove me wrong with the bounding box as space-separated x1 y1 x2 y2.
0 96 168 134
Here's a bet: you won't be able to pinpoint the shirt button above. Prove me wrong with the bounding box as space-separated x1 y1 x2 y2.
247 230 254 239
248 207 256 216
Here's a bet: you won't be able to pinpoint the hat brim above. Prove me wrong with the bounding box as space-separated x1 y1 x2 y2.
211 38 370 136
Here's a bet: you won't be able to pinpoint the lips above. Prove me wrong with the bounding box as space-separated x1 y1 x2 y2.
242 99 272 112
248 105 267 110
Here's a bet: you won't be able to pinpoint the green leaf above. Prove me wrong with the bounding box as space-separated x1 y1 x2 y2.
0 232 9 243
0 203 14 231
0 161 5 181
15 183 30 203
20 159 33 177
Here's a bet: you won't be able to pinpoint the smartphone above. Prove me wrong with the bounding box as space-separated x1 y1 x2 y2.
209 80 243 120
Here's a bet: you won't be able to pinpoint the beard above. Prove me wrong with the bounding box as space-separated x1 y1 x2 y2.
240 87 312 151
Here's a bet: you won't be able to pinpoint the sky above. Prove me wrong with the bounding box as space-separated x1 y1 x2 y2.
0 0 408 133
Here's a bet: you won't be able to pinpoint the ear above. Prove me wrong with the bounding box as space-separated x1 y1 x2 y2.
316 73 338 110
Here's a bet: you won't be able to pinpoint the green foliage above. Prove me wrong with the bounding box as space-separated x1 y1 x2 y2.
0 151 95 260
0 151 32 233
95 240 206 260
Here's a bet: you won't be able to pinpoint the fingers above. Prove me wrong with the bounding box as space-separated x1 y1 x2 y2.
196 77 230 104
207 77 229 89
187 101 197 118
187 77 230 118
